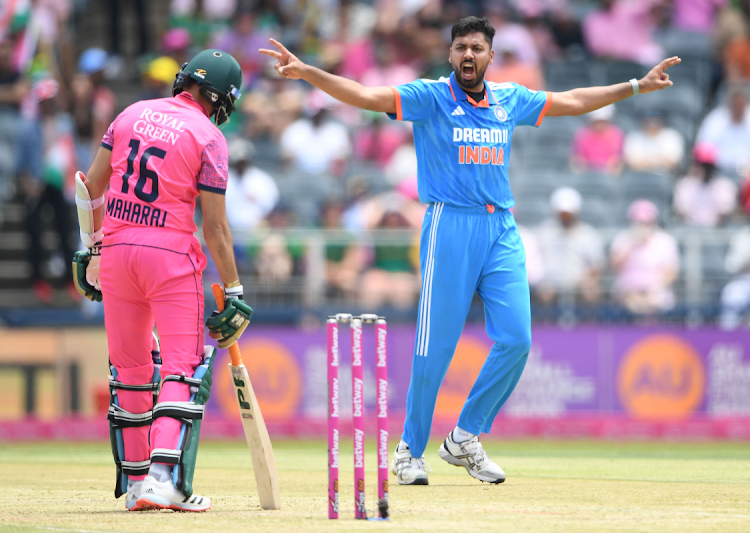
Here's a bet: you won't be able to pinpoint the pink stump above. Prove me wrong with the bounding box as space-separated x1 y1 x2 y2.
351 318 366 519
375 319 388 516
327 318 339 519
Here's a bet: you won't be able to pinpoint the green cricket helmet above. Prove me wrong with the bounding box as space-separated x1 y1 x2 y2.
172 49 242 127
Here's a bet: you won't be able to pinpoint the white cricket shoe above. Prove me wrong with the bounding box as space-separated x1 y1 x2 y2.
438 432 506 484
125 481 143 511
135 475 212 512
390 443 430 485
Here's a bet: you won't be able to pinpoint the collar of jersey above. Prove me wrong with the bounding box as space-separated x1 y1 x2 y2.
175 91 211 118
448 72 499 109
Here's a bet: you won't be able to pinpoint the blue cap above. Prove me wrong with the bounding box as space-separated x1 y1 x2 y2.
78 48 108 74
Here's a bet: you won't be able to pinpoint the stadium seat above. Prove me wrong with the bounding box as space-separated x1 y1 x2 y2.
544 60 594 92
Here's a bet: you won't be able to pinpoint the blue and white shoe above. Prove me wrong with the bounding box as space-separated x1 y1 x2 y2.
135 475 212 512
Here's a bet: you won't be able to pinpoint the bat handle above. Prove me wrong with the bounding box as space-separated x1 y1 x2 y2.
211 283 244 367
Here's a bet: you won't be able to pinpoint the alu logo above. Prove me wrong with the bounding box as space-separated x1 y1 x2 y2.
494 105 508 122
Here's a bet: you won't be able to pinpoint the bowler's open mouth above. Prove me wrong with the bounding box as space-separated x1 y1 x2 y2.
461 62 475 80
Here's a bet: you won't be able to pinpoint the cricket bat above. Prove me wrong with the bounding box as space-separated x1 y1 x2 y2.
212 284 281 510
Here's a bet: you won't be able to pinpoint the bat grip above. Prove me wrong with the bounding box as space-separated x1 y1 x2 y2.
211 283 244 367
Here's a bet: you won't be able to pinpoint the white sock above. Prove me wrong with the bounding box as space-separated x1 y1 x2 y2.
149 463 172 483
452 426 475 443
397 439 409 452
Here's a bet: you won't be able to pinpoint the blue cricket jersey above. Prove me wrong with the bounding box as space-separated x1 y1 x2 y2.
388 71 551 209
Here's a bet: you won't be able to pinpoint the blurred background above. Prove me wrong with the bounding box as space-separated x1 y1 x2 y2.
0 0 749 440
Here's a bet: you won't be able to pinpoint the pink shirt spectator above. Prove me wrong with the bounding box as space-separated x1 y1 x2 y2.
583 0 663 64
672 0 726 33
101 92 228 237
572 124 624 171
611 228 680 309
674 174 737 227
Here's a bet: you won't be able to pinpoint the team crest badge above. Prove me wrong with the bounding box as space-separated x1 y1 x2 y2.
494 105 508 122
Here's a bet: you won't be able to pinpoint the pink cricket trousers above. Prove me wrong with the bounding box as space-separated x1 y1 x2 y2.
100 227 207 480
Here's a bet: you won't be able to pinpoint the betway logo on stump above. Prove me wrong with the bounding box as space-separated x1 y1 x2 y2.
378 429 389 469
352 328 362 366
377 378 387 418
353 378 364 417
354 428 365 468
330 377 339 417
330 428 339 468
376 328 387 367
331 326 338 366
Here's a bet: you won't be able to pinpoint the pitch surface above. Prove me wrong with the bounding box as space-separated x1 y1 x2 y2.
1 440 748 532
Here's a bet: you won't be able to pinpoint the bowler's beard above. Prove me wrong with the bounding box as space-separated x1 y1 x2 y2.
452 59 489 92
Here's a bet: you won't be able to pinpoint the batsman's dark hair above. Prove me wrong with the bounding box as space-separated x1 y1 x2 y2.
451 16 496 46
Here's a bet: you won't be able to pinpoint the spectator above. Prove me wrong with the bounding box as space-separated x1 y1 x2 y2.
70 49 115 171
253 205 296 284
241 64 305 139
384 130 417 186
486 40 544 90
0 38 30 206
571 104 624 175
162 27 192 67
536 188 605 304
486 4 540 66
674 143 737 227
610 200 680 314
280 90 351 176
724 31 750 82
583 0 663 64
624 110 684 172
23 79 78 303
225 137 279 230
320 201 364 301
517 222 544 290
720 226 750 329
672 0 726 34
354 115 409 168
211 4 271 89
138 56 181 101
169 0 235 48
696 87 750 176
360 210 419 309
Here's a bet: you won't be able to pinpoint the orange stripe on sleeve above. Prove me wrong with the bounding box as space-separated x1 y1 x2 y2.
535 91 553 127
391 87 403 121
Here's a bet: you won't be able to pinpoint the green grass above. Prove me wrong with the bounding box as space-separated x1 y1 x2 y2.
1 440 749 532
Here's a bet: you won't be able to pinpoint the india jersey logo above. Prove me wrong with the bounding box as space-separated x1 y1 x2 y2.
494 105 508 122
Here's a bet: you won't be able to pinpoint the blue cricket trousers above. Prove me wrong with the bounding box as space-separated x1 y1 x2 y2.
402 202 531 457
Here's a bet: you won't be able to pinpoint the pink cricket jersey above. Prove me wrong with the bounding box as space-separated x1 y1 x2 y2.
100 92 228 236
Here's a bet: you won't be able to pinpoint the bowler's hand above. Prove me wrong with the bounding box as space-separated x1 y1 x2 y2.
259 38 307 80
638 56 681 94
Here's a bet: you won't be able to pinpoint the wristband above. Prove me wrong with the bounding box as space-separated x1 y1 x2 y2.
629 78 640 96
225 285 243 298
225 280 241 288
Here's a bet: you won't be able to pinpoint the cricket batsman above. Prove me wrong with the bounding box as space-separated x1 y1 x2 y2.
72 49 253 511
261 16 680 485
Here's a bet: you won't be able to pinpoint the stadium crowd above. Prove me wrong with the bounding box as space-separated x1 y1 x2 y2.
0 0 749 325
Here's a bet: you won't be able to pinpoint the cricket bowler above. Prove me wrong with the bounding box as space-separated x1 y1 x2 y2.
72 49 253 511
260 16 680 485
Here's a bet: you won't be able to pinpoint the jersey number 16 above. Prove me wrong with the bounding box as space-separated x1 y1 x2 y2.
121 138 166 203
